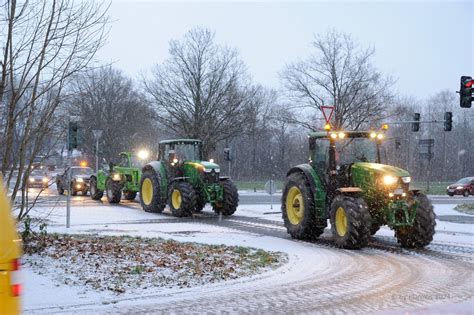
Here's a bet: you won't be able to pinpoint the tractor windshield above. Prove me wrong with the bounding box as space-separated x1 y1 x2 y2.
174 144 201 161
336 138 378 165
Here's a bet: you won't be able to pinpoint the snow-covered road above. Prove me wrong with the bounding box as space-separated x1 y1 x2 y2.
22 198 474 314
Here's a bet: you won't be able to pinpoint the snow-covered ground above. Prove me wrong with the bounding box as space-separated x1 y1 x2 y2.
21 200 474 314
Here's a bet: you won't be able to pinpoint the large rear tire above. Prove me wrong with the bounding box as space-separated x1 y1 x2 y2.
282 172 325 240
395 192 436 248
106 179 122 204
168 181 196 217
139 169 165 213
90 177 104 200
330 195 371 249
212 180 239 216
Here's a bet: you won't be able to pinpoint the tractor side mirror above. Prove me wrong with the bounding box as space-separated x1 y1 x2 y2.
109 161 115 171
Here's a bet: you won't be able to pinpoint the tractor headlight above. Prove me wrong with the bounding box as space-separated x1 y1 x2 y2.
383 175 397 186
401 176 411 184
76 178 84 183
112 173 121 181
42 177 48 183
29 177 35 183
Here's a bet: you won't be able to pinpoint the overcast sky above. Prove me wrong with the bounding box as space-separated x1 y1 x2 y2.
96 0 473 100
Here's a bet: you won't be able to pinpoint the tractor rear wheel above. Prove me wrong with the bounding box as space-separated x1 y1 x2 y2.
139 170 165 213
212 180 238 216
123 191 137 201
370 223 381 235
330 195 371 249
395 192 436 248
90 177 103 200
169 181 196 217
282 173 325 240
106 179 122 204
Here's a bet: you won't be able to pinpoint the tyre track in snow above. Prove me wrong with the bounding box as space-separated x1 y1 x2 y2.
46 212 474 314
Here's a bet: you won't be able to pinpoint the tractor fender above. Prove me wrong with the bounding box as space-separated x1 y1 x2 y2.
336 187 363 195
219 176 230 181
170 177 190 183
286 164 320 192
142 161 166 178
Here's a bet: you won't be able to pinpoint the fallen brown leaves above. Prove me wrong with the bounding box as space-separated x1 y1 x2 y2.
24 234 285 294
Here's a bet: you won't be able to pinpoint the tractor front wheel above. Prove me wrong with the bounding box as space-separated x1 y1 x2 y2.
90 177 104 200
394 192 436 248
212 180 239 216
282 173 325 240
123 191 137 201
330 195 371 249
139 170 165 213
169 181 196 217
106 179 122 204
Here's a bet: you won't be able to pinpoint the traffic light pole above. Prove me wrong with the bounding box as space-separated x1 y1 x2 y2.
66 143 71 229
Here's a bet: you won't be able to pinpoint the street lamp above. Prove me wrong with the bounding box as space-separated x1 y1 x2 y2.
92 130 103 172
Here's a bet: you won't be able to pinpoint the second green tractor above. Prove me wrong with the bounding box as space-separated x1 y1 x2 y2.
139 139 239 217
90 152 144 203
282 129 436 249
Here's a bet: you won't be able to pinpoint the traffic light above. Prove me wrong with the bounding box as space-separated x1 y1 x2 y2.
460 76 473 108
68 122 81 150
444 111 453 131
223 148 231 161
412 113 420 132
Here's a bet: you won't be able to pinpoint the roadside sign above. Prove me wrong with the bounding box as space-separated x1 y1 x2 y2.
265 180 276 210
265 180 276 195
321 106 334 124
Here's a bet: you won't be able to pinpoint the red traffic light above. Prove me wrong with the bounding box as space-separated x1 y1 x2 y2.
464 80 474 88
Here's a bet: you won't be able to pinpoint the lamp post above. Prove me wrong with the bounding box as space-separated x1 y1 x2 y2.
92 130 103 172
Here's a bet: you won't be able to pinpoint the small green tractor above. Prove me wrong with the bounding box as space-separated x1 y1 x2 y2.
282 129 436 249
90 152 145 203
139 139 239 217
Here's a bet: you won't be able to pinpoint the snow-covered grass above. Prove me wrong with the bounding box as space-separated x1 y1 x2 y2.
23 234 284 295
454 203 474 215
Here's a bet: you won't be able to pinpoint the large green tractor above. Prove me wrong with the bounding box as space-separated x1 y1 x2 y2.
139 139 239 217
282 129 436 249
90 152 146 203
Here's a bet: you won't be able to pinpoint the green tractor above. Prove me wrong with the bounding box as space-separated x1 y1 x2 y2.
90 151 146 203
139 139 239 217
282 129 436 249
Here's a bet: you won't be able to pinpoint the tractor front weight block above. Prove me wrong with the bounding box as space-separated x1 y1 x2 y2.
384 200 418 228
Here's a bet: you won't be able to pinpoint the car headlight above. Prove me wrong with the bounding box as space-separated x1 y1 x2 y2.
383 175 398 185
112 173 121 181
76 178 84 183
447 186 450 189
401 176 411 184
42 177 48 183
29 177 35 183
456 186 463 190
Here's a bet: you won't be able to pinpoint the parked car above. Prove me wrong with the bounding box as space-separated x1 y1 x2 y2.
56 166 93 196
0 184 22 314
446 177 474 197
27 170 49 189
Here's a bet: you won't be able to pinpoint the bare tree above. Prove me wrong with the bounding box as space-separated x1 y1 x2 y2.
144 27 254 158
67 67 159 163
0 0 109 220
281 30 394 130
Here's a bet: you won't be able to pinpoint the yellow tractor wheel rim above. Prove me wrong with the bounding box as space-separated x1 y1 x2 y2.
141 178 153 205
286 186 304 225
171 189 182 209
335 206 348 237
